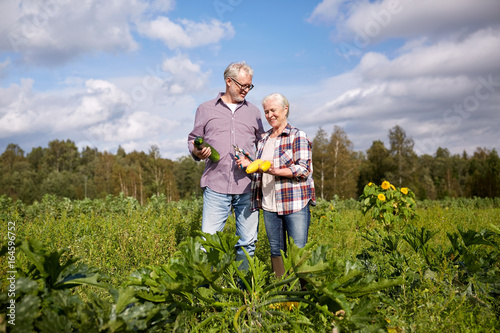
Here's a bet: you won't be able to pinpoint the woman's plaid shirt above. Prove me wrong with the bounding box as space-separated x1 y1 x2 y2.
250 124 316 215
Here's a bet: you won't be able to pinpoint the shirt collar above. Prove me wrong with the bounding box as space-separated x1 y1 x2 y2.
264 123 292 139
216 92 248 107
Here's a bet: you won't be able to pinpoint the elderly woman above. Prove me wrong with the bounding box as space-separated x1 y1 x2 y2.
237 92 316 279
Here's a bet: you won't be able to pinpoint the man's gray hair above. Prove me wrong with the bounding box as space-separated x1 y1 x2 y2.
224 61 254 81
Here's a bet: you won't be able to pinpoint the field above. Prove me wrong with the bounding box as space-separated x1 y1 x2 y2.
1 191 499 332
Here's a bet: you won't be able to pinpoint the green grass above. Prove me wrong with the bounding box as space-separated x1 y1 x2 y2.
1 194 499 332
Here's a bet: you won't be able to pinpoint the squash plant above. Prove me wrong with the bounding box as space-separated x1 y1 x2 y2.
0 238 109 333
3 226 498 331
1 233 405 332
124 231 404 332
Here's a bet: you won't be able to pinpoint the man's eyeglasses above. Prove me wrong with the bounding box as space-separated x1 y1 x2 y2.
230 77 254 91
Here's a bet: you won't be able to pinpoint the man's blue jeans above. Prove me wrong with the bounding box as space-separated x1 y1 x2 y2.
263 204 310 257
202 187 259 257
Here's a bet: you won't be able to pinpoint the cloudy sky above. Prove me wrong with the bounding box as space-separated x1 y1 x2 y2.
1 0 499 159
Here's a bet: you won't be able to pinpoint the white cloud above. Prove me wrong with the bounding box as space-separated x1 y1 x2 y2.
312 0 500 43
0 2 21 41
59 80 132 130
0 78 131 138
359 27 500 80
159 53 211 94
87 111 177 143
294 22 500 155
137 16 235 49
307 0 347 24
0 79 37 137
0 0 234 67
0 0 143 65
0 59 210 158
146 0 175 14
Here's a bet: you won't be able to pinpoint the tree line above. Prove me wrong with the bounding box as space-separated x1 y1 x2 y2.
1 125 499 204
313 125 499 200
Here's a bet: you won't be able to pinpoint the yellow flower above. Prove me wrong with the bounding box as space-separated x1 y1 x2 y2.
368 182 373 186
378 194 386 201
401 187 408 195
390 184 396 190
381 181 391 190
270 302 299 311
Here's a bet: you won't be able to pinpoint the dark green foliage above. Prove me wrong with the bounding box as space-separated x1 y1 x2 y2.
0 239 108 333
1 195 499 331
446 226 500 297
2 127 499 204
1 230 404 332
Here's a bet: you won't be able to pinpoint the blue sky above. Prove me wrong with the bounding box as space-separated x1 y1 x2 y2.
1 0 499 159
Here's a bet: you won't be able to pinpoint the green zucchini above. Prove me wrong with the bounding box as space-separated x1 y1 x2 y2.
194 136 220 162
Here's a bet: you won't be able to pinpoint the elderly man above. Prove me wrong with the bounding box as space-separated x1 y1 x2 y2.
188 61 265 270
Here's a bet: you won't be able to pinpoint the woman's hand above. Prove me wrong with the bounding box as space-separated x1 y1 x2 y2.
267 163 293 178
266 163 277 175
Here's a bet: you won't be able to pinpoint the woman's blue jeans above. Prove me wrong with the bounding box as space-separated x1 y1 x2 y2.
202 187 259 257
263 204 310 257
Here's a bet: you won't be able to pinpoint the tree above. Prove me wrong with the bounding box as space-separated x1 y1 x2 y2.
0 144 33 201
44 139 80 172
173 156 204 199
41 170 77 199
77 146 99 199
467 148 500 198
358 140 394 194
148 145 166 197
94 152 116 198
28 146 45 172
485 149 500 197
325 126 359 199
428 147 466 199
432 147 452 198
312 127 329 200
414 154 437 200
387 125 418 188
162 158 179 202
124 150 147 203
452 152 469 197
1 143 25 171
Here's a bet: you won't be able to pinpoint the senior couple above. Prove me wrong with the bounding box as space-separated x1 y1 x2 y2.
188 62 315 279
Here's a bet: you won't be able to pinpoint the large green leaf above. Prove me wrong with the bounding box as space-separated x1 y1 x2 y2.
54 263 108 289
19 238 78 288
9 294 40 333
458 227 499 249
110 287 138 314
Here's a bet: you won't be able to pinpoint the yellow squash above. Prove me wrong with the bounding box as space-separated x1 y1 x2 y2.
245 159 263 174
259 160 271 172
246 159 271 174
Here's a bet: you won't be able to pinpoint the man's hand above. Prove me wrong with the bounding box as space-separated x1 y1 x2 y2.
235 154 252 169
192 142 212 160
